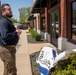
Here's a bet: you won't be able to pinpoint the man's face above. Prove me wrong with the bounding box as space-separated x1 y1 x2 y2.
4 5 12 18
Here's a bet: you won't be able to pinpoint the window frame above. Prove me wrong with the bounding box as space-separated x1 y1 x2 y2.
67 0 76 44
71 1 76 41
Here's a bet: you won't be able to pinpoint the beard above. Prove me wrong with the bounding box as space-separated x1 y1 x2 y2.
6 13 13 18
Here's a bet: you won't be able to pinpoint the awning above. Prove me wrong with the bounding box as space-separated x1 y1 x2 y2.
30 0 59 13
30 0 47 13
27 15 36 21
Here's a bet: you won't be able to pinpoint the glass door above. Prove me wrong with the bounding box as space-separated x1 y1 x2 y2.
51 9 59 47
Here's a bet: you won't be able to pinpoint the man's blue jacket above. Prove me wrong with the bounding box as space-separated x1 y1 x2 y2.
0 16 19 45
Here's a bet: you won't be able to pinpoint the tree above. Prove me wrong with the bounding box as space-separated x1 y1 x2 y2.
9 18 17 23
19 7 31 24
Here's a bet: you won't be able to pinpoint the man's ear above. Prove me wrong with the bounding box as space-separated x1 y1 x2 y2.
2 10 5 15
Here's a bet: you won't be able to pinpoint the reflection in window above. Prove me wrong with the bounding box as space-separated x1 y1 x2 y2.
51 12 59 39
51 9 59 47
55 12 59 39
72 1 76 40
41 17 46 32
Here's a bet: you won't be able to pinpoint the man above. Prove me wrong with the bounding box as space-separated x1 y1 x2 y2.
0 4 22 75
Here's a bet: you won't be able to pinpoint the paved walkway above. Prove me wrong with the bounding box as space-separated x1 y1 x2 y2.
0 30 55 75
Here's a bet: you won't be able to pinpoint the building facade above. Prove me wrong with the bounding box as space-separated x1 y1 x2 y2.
30 0 76 51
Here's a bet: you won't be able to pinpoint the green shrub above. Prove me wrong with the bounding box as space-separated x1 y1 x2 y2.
29 29 41 41
50 53 76 75
29 28 32 32
35 33 41 41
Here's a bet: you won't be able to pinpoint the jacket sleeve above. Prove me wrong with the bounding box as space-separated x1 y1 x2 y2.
0 20 17 40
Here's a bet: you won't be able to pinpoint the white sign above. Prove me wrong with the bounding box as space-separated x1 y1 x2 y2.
36 46 76 75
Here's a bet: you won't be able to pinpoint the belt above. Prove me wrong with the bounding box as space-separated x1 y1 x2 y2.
0 45 16 48
0 45 16 51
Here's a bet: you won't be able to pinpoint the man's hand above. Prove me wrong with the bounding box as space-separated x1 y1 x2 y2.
16 29 22 36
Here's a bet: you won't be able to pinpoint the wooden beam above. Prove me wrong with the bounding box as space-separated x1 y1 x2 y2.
34 8 45 10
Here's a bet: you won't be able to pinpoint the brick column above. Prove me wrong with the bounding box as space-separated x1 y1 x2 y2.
45 7 50 33
60 0 67 38
38 13 41 30
45 7 48 32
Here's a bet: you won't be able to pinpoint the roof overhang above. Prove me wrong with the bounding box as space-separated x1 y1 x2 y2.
30 0 59 13
30 0 47 13
27 15 36 21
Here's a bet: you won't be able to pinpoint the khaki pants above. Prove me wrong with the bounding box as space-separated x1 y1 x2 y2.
0 46 17 75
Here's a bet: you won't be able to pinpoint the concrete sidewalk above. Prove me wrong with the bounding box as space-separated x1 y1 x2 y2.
0 30 54 75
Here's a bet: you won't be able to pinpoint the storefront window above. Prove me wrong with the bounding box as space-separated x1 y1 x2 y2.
51 8 59 47
72 1 76 40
